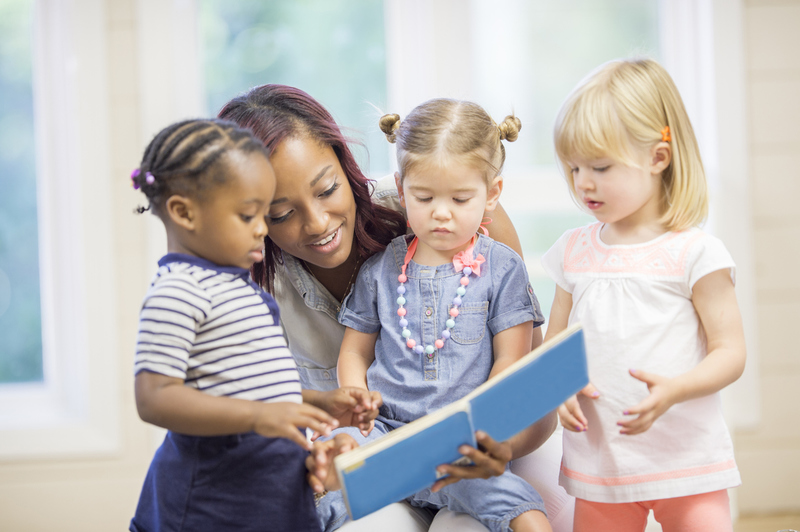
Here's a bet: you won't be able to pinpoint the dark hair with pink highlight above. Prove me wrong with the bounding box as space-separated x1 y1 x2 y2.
218 84 406 291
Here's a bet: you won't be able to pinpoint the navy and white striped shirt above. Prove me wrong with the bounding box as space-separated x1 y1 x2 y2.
135 253 302 404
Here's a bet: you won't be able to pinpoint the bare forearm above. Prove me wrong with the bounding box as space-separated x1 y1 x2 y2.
672 347 746 404
135 372 258 435
337 352 370 389
508 411 557 459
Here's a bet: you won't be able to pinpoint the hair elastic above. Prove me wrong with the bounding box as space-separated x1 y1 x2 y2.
661 126 671 142
130 168 140 189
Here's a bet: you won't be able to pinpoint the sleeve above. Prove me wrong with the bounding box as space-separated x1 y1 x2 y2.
687 232 737 291
487 244 544 335
133 274 210 379
338 255 383 334
540 229 575 294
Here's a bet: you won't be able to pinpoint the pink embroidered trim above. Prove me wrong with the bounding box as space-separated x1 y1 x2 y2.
563 223 703 277
561 459 737 487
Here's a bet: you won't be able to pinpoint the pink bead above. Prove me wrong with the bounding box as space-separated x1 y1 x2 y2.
398 274 407 283
460 277 469 286
449 308 459 318
435 339 444 349
397 307 407 317
407 339 416 348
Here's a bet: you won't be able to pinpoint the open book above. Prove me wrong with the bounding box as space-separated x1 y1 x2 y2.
334 323 588 520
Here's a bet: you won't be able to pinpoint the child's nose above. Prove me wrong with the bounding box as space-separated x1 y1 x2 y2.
432 202 451 220
255 217 268 239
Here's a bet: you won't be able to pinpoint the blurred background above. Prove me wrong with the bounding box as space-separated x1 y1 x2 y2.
0 0 797 530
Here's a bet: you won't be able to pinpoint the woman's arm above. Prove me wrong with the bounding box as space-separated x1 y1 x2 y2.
487 202 523 257
134 371 337 449
618 268 746 435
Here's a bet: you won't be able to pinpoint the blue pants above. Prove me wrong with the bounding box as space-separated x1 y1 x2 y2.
130 431 320 532
317 421 546 532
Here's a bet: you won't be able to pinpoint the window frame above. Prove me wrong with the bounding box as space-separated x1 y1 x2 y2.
0 0 120 458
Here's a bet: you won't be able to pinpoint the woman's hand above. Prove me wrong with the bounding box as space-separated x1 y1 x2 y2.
557 382 599 432
430 431 513 493
312 387 382 438
306 433 359 493
617 369 679 435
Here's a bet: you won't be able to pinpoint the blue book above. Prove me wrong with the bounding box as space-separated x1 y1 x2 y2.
334 323 588 520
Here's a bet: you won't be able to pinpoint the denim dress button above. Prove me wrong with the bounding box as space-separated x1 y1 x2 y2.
425 308 432 317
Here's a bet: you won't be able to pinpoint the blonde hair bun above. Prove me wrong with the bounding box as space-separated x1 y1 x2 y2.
498 115 522 142
379 113 401 143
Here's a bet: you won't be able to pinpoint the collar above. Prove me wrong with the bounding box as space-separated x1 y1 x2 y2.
158 253 250 277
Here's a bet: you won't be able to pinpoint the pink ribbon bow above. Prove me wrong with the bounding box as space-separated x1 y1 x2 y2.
453 248 485 277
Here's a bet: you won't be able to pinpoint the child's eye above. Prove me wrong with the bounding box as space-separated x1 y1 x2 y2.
453 198 469 204
240 214 254 222
570 167 579 175
415 197 432 203
593 166 610 172
320 181 340 198
269 211 291 224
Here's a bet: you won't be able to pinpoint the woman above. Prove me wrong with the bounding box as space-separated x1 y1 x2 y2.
218 85 573 532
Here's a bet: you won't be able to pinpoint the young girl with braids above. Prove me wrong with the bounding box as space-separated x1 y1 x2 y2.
543 58 746 531
128 118 378 532
322 99 552 532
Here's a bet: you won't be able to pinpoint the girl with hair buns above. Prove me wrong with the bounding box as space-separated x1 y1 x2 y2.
218 87 570 532
544 58 745 531
326 98 551 532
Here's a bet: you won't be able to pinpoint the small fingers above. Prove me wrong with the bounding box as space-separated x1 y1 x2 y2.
580 382 600 399
558 397 588 432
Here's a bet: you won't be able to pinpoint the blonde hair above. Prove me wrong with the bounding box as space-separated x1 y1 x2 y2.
554 58 708 231
379 98 520 185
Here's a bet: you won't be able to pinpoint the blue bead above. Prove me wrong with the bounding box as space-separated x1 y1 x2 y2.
399 318 408 327
456 286 466 296
396 296 406 305
425 345 435 354
442 330 451 339
453 296 462 306
414 345 424 355
446 319 455 329
402 329 411 338
463 267 472 276
397 286 405 295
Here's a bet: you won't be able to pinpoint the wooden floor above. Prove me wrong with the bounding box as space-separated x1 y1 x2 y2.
734 514 800 532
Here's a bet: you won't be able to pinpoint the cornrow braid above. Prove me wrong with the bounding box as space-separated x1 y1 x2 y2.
132 118 269 215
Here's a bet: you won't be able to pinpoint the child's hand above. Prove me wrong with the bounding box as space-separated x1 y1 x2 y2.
315 387 382 438
305 433 359 493
617 369 678 435
557 383 600 432
253 402 339 450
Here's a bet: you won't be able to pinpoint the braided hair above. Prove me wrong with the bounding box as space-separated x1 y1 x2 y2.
132 118 269 216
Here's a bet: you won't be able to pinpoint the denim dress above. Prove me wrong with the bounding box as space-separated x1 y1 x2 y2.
317 234 547 532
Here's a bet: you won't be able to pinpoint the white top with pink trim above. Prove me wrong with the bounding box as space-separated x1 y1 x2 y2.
541 222 741 503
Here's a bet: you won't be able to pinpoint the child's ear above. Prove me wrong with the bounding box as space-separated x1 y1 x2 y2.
394 171 406 209
165 195 197 231
650 142 672 175
484 176 503 212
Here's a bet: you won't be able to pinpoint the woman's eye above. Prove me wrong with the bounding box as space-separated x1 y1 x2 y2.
269 211 291 224
320 181 340 198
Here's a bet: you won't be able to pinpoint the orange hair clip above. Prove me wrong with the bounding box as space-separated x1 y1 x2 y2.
661 126 671 142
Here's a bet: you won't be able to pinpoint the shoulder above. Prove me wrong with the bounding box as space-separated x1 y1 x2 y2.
358 234 406 279
371 174 403 213
675 228 736 286
481 235 524 265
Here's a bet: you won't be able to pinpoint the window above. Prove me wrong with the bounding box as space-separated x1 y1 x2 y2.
0 0 42 385
200 0 390 175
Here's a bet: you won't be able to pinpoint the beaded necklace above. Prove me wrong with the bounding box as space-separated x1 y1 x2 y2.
396 234 485 359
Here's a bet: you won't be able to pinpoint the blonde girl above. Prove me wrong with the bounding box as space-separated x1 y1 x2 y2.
542 58 746 532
